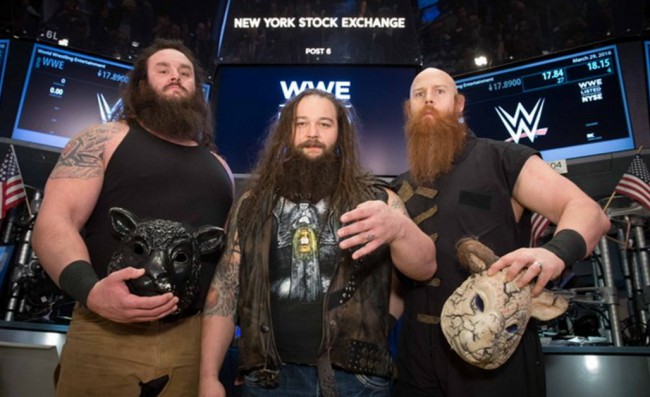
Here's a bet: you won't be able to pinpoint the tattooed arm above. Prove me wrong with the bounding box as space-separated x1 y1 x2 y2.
199 223 241 397
337 189 436 281
32 122 178 322
33 122 126 281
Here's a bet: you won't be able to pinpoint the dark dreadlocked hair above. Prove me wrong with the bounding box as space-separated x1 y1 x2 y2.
119 38 214 149
237 88 376 234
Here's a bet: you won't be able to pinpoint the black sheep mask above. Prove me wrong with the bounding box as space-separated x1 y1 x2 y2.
106 207 224 318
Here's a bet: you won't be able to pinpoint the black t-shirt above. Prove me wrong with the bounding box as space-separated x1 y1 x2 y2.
268 197 338 364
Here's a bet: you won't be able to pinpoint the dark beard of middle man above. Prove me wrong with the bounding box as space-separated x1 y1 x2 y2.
276 143 341 204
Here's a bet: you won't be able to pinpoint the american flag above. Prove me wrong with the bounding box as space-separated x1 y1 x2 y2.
0 149 26 218
614 154 650 210
530 212 551 247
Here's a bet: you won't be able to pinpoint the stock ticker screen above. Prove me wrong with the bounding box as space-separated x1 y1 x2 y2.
12 43 132 149
456 44 634 162
11 43 212 150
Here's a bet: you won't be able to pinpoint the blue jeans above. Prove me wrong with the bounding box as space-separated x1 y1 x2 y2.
242 364 391 397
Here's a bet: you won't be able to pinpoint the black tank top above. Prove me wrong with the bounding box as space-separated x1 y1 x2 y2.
83 122 233 308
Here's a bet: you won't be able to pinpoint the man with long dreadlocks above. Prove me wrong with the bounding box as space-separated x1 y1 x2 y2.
199 89 436 397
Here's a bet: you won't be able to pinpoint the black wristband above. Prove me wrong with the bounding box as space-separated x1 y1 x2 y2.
542 229 587 266
59 260 99 307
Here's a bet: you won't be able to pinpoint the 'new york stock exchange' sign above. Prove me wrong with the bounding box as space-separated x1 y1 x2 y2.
218 1 419 65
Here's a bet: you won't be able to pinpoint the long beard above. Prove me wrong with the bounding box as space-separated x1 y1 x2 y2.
276 146 341 204
131 82 208 142
405 106 468 184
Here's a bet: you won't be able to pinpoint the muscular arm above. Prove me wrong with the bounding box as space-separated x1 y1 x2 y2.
33 122 179 322
514 156 609 253
489 155 611 294
200 222 241 397
337 189 436 281
33 122 125 283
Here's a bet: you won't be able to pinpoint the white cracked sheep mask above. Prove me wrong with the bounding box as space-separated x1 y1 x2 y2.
440 238 568 369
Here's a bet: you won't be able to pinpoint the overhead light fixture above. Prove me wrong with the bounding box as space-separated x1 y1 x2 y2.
474 55 488 67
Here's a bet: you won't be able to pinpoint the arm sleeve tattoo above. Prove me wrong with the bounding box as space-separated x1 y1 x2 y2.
203 229 241 318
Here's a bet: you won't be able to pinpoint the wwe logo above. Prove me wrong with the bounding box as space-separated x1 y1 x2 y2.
495 98 548 143
97 93 123 123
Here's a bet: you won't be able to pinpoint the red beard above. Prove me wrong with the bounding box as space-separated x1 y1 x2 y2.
404 105 468 184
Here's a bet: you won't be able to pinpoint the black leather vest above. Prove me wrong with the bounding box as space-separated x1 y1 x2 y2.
236 184 396 383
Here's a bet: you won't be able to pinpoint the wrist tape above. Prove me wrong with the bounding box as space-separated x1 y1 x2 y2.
59 260 99 307
542 229 587 266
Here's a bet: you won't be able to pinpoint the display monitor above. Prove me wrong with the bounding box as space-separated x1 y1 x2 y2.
11 43 212 150
214 64 417 176
217 0 419 65
455 43 634 162
0 40 9 101
11 43 132 149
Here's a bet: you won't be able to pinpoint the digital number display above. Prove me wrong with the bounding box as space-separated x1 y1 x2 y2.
456 45 633 161
96 69 129 83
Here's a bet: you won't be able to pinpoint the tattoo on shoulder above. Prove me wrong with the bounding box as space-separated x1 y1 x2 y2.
50 124 123 179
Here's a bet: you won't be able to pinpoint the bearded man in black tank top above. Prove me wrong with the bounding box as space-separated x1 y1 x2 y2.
392 67 610 397
32 39 234 397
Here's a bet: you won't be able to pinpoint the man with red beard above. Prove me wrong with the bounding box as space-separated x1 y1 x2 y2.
392 68 610 397
199 89 436 397
32 39 234 396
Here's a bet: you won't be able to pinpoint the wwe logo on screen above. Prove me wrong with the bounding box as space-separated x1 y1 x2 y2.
494 98 548 143
97 93 123 123
277 81 353 112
